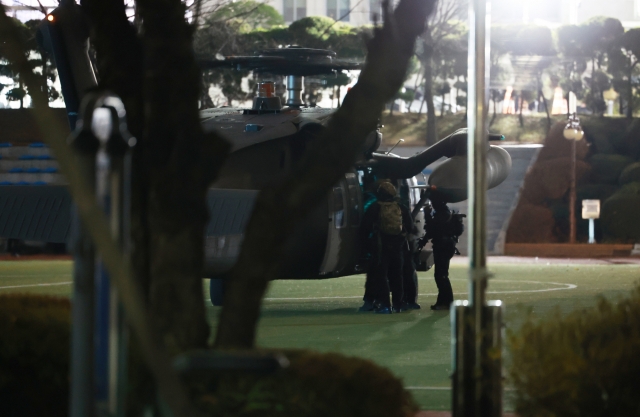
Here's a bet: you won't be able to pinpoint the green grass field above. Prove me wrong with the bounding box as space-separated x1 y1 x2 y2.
1 258 639 411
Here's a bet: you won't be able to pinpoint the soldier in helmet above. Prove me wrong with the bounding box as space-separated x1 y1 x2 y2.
421 196 464 310
359 180 414 314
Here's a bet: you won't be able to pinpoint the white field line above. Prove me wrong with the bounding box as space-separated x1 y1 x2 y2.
261 280 576 301
406 386 516 391
0 275 68 277
0 281 72 289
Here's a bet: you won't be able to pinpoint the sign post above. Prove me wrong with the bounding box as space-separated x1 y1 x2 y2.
582 199 600 244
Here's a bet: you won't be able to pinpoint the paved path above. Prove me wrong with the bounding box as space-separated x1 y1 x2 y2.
463 255 640 265
391 145 541 255
417 413 517 417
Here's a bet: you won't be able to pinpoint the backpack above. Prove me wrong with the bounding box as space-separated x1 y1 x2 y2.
377 201 403 235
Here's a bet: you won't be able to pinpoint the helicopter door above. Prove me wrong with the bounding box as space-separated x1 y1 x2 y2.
319 179 348 275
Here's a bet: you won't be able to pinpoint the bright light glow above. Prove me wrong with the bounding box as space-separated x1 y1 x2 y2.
46 14 54 22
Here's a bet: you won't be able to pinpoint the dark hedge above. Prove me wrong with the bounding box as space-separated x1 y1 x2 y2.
601 182 640 241
508 286 640 417
0 294 71 417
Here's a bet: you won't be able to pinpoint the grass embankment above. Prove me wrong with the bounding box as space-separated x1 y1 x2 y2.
380 113 569 146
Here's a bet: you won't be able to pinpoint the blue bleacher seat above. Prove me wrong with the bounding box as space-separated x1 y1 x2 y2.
0 181 13 185
19 155 35 160
26 167 41 173
36 155 52 160
9 167 24 173
15 181 30 185
29 142 46 148
32 181 47 185
42 167 58 173
0 143 11 148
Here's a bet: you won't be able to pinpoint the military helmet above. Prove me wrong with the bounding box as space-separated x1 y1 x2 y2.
377 181 397 197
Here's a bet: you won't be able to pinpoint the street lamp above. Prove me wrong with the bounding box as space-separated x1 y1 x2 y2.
563 113 584 244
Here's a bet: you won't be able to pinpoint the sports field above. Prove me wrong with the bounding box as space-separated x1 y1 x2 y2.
1 257 639 411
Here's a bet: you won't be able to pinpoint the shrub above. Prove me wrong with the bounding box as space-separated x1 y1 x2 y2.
521 158 590 204
506 203 556 243
619 162 640 185
601 182 640 241
576 183 619 202
582 117 631 155
192 350 419 417
588 154 634 184
0 294 71 417
622 119 640 160
508 286 640 417
537 122 590 162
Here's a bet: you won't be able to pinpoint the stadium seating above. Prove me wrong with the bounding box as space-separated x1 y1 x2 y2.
0 144 64 185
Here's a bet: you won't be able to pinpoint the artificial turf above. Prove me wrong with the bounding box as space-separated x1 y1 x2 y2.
1 258 639 411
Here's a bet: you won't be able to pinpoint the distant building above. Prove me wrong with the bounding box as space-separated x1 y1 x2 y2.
201 0 389 26
493 0 640 28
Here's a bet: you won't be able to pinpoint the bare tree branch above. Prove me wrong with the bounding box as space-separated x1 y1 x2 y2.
215 0 437 349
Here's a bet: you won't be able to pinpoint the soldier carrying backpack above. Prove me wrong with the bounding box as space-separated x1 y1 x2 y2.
360 181 414 314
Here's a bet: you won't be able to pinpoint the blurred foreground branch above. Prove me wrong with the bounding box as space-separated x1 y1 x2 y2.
215 0 436 349
0 6 200 417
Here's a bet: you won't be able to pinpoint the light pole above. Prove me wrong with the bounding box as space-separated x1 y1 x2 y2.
563 114 584 244
451 0 503 416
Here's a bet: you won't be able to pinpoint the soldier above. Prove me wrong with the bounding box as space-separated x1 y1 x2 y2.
421 197 464 310
360 181 413 314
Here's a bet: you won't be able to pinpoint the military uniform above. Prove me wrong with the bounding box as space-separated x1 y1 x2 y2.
360 182 413 313
423 200 462 310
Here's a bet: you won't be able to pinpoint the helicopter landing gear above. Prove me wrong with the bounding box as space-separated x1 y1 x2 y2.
209 278 225 306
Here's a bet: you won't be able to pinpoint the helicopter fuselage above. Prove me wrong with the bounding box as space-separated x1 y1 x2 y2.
199 106 426 281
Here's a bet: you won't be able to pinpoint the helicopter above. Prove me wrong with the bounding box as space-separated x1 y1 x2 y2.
0 1 511 306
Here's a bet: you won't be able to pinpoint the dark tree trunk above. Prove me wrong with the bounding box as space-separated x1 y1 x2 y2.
423 39 437 146
137 0 229 352
591 57 596 114
627 62 637 119
200 72 214 109
454 80 458 113
19 77 23 108
490 94 497 127
440 93 445 117
519 92 524 128
83 0 230 352
214 0 436 349
540 89 551 133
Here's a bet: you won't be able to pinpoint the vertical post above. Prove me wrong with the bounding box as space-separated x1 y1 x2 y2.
69 114 100 417
569 139 576 244
452 0 503 415
91 96 135 417
469 0 493 412
467 0 490 315
588 218 595 244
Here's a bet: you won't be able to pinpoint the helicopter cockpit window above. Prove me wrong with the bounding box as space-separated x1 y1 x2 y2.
333 186 346 229
345 173 361 226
